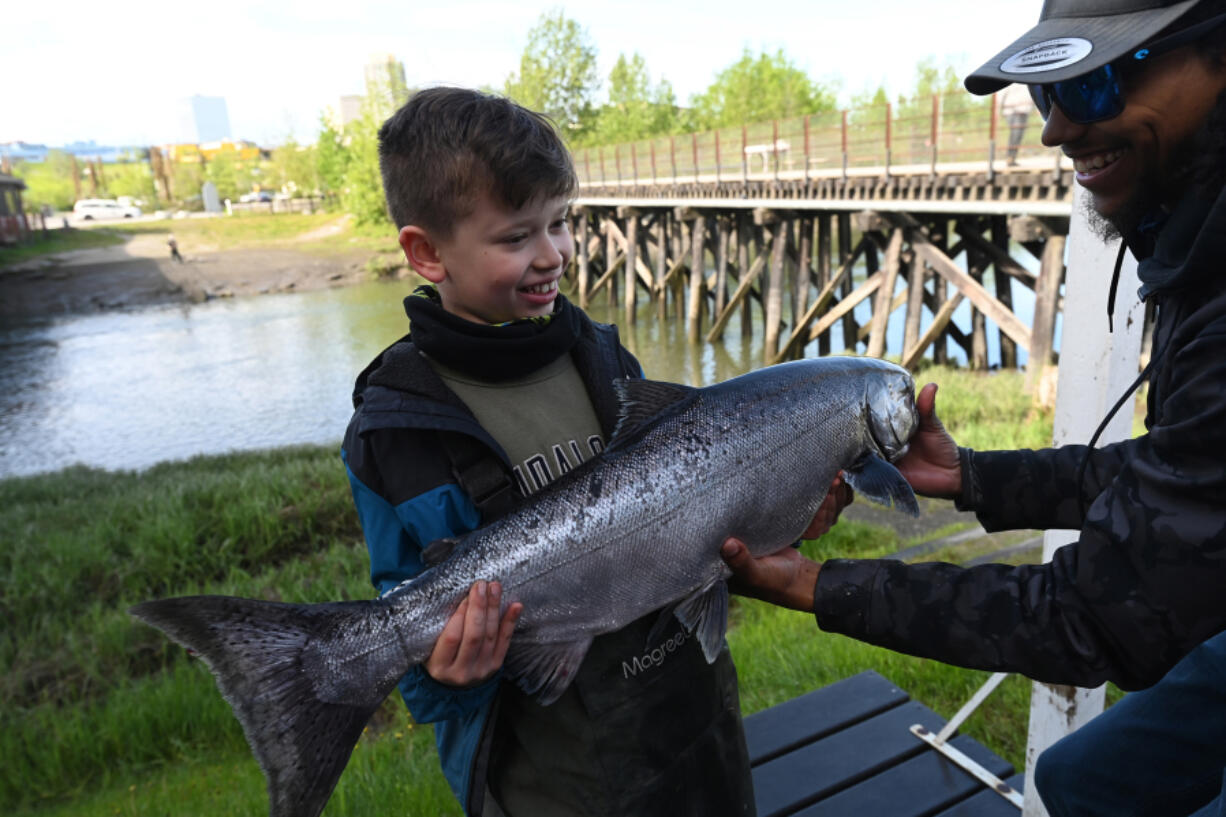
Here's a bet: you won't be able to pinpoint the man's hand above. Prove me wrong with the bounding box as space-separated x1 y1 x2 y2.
721 539 820 612
425 581 523 688
895 382 962 499
717 473 850 612
801 472 854 539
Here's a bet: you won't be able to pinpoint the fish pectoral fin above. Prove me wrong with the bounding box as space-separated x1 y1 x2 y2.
845 453 920 517
421 537 461 567
673 579 729 663
645 603 680 647
504 636 594 706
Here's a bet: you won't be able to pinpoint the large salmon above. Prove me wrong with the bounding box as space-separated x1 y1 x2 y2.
131 356 920 817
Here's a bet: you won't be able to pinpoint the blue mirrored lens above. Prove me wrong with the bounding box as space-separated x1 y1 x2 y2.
1051 64 1124 124
1028 84 1051 119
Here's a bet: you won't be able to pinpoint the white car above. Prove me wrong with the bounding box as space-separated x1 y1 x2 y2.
73 199 142 220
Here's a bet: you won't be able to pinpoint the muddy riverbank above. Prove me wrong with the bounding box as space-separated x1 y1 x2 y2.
0 231 408 320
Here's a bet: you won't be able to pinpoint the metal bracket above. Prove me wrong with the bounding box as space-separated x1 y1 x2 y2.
909 671 1022 809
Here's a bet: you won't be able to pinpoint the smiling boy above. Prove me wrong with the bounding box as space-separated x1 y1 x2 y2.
341 87 755 817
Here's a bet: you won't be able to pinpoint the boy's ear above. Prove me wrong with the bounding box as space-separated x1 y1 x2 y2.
399 225 446 283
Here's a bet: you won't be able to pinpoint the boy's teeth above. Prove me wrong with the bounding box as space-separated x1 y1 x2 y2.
524 281 556 294
1074 149 1124 174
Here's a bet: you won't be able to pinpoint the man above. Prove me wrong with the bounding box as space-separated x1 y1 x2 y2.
998 82 1032 165
722 2 1226 815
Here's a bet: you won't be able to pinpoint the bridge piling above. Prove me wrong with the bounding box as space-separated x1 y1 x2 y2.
569 107 1088 376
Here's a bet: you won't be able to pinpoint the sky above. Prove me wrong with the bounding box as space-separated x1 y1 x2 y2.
3 0 1040 148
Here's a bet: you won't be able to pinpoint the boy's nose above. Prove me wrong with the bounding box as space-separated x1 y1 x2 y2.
534 235 566 269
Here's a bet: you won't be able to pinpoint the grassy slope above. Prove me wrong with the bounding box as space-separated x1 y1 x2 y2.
0 228 126 268
104 213 394 257
6 367 1073 816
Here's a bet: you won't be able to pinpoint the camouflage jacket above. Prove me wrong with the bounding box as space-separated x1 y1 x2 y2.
814 183 1226 691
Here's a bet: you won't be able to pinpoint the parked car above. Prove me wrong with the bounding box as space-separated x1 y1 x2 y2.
73 199 142 220
238 191 273 203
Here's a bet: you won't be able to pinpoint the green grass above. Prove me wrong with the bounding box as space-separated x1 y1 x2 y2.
105 213 394 256
0 228 126 269
3 368 1085 816
910 362 1055 451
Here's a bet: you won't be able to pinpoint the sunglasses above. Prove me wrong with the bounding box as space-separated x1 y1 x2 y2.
1027 11 1226 124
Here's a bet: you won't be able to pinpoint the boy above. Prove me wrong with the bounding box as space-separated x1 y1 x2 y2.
341 87 755 817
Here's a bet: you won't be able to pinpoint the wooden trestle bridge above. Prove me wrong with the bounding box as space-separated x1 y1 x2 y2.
566 92 1076 373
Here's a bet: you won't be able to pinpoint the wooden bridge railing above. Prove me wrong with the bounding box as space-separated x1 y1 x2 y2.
577 92 1056 188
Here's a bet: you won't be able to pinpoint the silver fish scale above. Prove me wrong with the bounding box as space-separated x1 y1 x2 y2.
322 357 914 698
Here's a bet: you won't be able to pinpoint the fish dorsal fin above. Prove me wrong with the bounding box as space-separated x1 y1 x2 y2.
504 636 594 705
673 578 730 663
845 452 920 517
608 378 698 450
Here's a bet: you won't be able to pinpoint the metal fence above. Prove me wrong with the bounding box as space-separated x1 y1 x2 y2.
575 92 1057 187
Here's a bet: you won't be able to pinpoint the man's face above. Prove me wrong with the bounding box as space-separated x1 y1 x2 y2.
428 192 573 325
1041 46 1226 231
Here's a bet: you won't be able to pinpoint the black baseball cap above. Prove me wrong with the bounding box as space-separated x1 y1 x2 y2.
965 0 1203 94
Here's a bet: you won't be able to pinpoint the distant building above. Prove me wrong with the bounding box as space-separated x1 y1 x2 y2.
338 95 364 127
176 95 232 144
162 140 262 163
364 54 408 111
0 141 146 164
0 142 50 162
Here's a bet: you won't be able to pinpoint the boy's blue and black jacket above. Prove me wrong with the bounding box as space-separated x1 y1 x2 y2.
340 309 640 813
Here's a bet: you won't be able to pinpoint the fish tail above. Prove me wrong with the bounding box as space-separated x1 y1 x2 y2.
130 595 400 817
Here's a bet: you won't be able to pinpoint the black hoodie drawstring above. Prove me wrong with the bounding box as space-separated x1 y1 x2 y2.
1106 240 1128 333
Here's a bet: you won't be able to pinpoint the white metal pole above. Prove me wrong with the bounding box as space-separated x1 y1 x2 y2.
1020 185 1146 816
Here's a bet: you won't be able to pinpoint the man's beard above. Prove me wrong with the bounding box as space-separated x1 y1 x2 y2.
1083 88 1226 243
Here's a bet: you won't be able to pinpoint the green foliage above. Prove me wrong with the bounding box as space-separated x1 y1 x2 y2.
202 150 258 202
578 53 680 147
101 161 159 205
339 100 391 227
503 8 599 138
689 48 838 130
270 137 320 197
315 114 348 196
170 161 206 208
11 153 76 211
12 152 163 213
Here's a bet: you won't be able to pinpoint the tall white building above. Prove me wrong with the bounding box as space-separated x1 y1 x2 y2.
363 54 408 113
175 95 232 143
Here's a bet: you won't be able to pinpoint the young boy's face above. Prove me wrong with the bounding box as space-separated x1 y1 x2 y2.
411 191 573 325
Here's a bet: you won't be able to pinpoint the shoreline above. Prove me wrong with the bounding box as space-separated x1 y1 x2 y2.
0 230 403 320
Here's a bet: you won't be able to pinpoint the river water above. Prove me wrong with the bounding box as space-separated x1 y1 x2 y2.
0 273 1053 479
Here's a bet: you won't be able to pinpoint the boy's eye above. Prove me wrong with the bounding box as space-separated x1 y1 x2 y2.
503 233 527 244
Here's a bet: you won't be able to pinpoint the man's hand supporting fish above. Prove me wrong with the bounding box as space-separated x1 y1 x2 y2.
721 382 954 611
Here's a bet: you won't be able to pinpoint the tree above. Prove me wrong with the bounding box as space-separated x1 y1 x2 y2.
204 149 257 201
690 49 837 130
584 52 679 145
13 151 76 211
271 137 318 197
339 100 390 226
504 9 599 138
315 114 347 197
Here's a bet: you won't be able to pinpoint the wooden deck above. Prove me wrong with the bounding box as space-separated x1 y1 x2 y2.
744 670 1023 817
